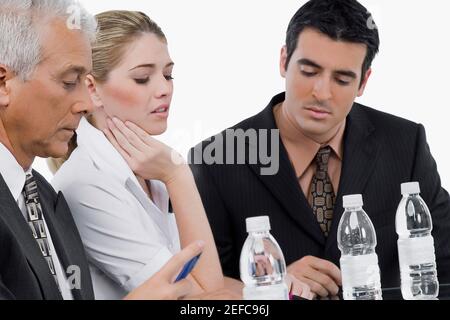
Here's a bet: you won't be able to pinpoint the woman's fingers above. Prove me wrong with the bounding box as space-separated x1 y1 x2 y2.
110 117 149 152
107 118 137 156
124 121 156 146
171 279 193 299
160 241 205 281
103 126 132 164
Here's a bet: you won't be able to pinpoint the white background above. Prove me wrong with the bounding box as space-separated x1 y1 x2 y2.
33 0 450 190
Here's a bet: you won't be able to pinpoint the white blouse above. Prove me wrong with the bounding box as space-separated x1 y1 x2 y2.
52 118 180 299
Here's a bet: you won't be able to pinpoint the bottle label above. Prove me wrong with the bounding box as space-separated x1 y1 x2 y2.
340 253 381 288
243 283 289 300
398 236 436 266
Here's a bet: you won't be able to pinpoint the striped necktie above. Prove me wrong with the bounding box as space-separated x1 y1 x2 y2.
22 173 60 290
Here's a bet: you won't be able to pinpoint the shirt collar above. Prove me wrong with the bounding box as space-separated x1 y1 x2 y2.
274 103 345 176
0 142 32 202
76 117 140 188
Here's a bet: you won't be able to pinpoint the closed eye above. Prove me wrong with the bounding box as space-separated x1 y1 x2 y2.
335 77 351 86
301 70 317 77
134 78 150 84
63 80 78 90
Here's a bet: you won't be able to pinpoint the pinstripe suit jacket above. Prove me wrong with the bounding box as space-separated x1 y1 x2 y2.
189 92 450 288
0 171 94 300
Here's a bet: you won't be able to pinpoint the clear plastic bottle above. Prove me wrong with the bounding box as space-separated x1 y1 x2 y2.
239 216 288 300
396 182 439 300
337 194 383 300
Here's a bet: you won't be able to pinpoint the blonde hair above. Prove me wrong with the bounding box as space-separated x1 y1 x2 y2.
49 10 166 174
91 10 166 83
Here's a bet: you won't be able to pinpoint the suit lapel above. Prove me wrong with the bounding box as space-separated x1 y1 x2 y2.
0 174 62 300
35 173 93 300
325 105 380 252
246 94 326 245
248 144 326 245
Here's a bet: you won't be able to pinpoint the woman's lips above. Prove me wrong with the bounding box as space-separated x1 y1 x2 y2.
150 105 170 118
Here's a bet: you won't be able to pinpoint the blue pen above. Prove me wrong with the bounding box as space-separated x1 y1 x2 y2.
174 253 202 282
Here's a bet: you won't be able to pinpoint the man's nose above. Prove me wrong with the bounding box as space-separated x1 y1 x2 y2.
73 85 94 115
312 76 332 102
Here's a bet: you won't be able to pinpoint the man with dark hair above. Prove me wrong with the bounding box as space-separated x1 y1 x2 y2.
190 0 450 298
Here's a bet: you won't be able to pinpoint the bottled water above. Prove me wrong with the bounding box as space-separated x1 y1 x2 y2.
240 216 288 300
337 194 382 300
396 182 439 300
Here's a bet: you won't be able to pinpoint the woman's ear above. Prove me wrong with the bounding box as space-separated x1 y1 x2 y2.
0 65 12 108
85 75 103 109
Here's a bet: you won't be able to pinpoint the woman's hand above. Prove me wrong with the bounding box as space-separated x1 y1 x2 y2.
103 117 186 184
124 241 204 300
104 119 224 293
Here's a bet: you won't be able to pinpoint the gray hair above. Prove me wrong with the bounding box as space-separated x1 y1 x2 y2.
0 0 97 80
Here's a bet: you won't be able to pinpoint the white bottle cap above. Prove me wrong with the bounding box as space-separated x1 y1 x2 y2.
246 216 271 233
343 194 363 208
401 182 420 195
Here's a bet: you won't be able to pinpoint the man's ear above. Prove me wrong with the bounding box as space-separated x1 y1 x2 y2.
280 46 288 78
85 75 103 109
357 68 372 97
0 65 11 107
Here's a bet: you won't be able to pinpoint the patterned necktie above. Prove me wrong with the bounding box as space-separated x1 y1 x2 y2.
22 173 60 290
310 146 336 237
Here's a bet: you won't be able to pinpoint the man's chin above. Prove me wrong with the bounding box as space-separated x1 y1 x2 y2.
297 122 336 142
39 142 70 159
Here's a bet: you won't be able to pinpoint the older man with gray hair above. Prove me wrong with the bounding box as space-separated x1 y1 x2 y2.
0 0 206 300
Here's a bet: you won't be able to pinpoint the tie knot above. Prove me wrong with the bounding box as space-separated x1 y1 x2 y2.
315 146 332 167
23 173 39 202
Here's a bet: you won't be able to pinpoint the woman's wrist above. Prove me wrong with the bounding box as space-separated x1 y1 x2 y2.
163 163 192 187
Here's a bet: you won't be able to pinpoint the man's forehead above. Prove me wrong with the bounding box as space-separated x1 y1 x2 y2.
38 50 92 77
295 28 367 70
38 18 92 69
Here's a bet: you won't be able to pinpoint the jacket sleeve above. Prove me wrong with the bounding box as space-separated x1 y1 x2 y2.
411 124 450 283
0 278 15 300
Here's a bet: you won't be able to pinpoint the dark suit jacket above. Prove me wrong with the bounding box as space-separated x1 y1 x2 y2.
189 92 450 288
0 171 94 300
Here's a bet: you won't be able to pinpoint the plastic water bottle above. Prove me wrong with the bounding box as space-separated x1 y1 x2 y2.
396 182 439 300
337 194 383 300
239 216 289 300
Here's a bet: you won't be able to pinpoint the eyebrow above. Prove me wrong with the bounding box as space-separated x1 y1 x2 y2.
60 65 89 77
297 58 357 79
129 62 175 71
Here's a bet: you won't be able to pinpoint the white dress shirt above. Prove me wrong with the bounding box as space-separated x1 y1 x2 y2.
0 142 74 300
52 118 180 300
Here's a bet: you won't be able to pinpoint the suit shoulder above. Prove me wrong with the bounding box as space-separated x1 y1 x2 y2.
354 103 421 133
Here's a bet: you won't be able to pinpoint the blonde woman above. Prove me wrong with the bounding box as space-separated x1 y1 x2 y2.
51 10 225 299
